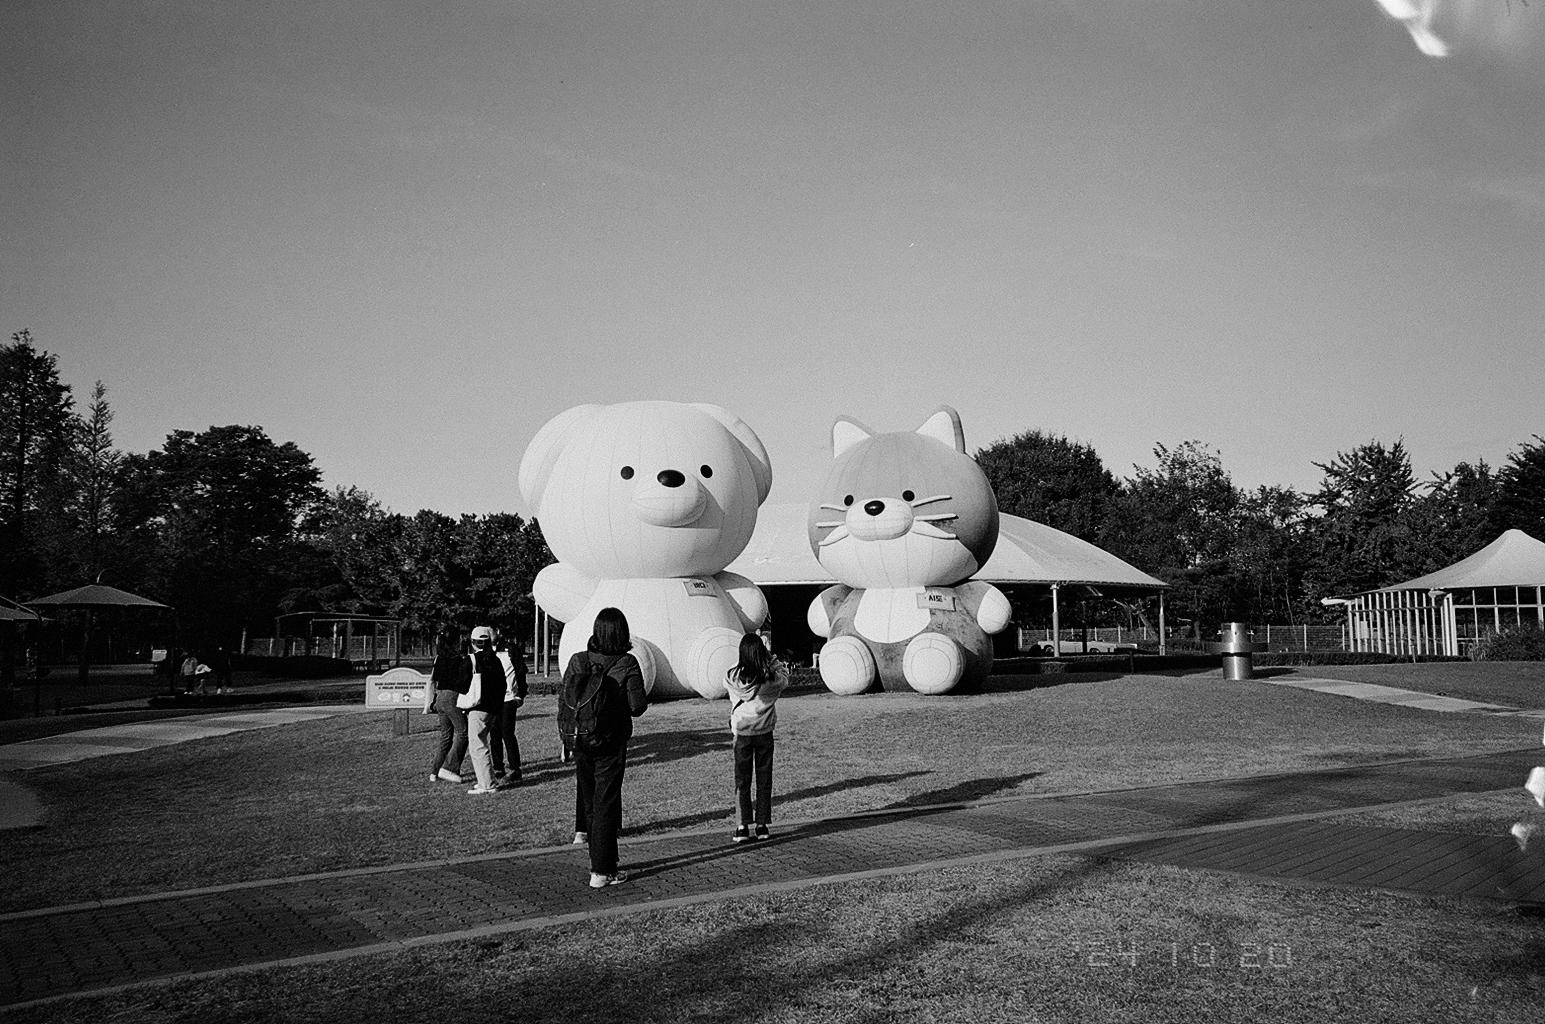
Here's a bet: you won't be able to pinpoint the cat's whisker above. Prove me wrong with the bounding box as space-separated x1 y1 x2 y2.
915 513 957 523
818 503 848 512
909 494 952 507
817 525 851 547
911 522 959 541
814 519 845 529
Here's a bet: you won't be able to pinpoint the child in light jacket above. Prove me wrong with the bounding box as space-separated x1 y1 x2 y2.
724 632 788 843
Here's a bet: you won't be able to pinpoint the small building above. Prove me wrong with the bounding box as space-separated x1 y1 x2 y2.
1332 529 1545 658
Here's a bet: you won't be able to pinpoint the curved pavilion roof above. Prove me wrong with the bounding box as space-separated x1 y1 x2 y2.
726 504 1166 591
1376 529 1545 592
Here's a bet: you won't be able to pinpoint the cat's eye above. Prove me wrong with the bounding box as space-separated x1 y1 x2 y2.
700 465 713 478
620 466 634 480
843 495 854 506
902 490 915 502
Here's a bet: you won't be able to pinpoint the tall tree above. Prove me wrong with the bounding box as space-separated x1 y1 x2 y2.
1404 459 1499 575
1106 441 1244 631
1303 438 1419 599
128 425 326 644
976 429 1120 542
0 330 78 595
56 381 123 584
1492 436 1545 541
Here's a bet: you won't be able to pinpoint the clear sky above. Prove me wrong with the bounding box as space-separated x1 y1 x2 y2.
4 1 1542 518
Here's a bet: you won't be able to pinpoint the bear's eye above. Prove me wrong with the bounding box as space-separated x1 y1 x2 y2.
620 466 634 480
902 490 915 502
700 465 713 479
843 495 854 506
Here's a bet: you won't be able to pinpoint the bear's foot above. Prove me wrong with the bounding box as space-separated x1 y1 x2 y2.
818 636 876 695
902 633 964 695
684 627 742 699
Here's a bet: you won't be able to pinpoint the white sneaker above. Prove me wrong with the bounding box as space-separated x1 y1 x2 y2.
467 786 498 795
572 831 589 845
436 768 461 783
588 870 627 888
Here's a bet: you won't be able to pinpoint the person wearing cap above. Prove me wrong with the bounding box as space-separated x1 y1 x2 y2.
458 625 507 795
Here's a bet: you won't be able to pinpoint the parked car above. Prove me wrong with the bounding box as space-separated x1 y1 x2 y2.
1027 639 1139 656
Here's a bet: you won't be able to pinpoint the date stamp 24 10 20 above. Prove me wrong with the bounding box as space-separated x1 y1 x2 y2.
1072 936 1294 970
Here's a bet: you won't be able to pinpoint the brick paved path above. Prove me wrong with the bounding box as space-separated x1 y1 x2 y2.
3 748 1542 1009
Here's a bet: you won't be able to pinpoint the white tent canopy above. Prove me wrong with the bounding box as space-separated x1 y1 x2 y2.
727 504 1166 590
1340 529 1545 657
1378 529 1545 592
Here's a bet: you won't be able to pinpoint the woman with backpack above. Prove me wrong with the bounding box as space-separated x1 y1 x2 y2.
559 607 647 888
724 632 788 843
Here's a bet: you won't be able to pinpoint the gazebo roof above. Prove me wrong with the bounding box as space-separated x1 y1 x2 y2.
1378 529 1545 592
727 504 1166 590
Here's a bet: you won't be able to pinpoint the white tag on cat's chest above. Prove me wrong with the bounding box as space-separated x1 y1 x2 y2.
916 591 957 612
683 579 714 597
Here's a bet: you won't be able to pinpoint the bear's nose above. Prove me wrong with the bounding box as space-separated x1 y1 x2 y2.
657 469 685 488
863 500 885 516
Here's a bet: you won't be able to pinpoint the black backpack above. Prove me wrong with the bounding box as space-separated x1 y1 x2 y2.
557 654 623 753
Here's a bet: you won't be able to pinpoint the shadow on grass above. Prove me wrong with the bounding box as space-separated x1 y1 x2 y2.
510 852 1133 1023
882 772 1043 809
635 771 935 835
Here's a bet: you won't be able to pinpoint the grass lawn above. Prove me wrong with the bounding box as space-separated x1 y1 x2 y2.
5 665 1545 1021
5 669 1540 914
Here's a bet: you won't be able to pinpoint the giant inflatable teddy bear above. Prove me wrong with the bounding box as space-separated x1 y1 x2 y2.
519 401 773 699
807 406 1012 695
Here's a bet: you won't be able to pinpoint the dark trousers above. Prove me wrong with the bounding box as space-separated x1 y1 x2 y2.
432 690 468 775
734 733 774 826
491 701 521 776
574 744 627 875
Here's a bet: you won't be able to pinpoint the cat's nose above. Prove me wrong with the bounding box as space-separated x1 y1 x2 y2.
864 500 885 516
658 469 686 488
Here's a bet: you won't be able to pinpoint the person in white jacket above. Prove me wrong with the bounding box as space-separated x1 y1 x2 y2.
724 632 788 843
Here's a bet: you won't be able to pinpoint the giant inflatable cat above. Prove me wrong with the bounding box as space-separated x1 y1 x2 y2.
519 401 772 699
806 406 1012 695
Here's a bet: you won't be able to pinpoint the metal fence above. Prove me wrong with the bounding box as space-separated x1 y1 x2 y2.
1016 624 1348 652
242 635 417 663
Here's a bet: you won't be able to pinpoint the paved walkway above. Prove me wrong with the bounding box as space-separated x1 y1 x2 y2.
0 706 374 774
1263 675 1545 717
3 748 1544 1010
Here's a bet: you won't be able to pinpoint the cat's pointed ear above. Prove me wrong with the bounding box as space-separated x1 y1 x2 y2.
916 406 966 453
832 416 874 458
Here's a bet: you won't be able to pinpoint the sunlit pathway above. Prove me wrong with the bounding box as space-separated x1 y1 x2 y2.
0 707 375 775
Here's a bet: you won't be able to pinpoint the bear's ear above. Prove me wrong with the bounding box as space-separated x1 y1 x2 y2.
832 416 874 459
691 403 773 504
518 404 601 507
915 406 966 454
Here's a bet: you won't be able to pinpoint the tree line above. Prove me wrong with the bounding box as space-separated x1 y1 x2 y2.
1 331 551 651
4 328 1543 651
977 431 1545 634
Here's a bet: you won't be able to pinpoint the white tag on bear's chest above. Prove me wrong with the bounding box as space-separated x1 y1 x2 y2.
853 588 931 643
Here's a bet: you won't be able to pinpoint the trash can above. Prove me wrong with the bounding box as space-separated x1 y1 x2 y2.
1206 622 1268 681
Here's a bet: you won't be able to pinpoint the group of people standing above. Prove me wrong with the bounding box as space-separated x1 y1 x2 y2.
423 626 529 792
423 609 787 891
